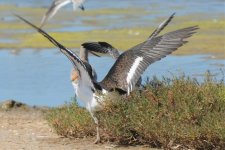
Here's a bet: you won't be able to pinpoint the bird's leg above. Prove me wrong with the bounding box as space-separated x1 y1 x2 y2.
90 112 101 144
94 122 100 144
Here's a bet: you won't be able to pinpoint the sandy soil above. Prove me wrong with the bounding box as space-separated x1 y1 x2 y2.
0 108 157 150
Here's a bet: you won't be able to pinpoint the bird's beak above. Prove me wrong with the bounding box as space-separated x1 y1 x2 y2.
89 51 101 57
79 5 85 11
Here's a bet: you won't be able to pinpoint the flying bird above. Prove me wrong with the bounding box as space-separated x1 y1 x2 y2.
15 14 198 143
40 0 85 27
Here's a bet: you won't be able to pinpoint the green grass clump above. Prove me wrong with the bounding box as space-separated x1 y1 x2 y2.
46 73 225 149
46 101 95 138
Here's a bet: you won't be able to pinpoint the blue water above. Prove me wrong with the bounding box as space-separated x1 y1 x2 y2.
0 49 224 106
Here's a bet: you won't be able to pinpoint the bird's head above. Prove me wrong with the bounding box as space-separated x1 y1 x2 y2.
72 0 85 11
79 4 85 11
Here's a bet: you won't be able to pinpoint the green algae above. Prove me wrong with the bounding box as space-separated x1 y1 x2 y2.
0 4 224 58
1 19 223 58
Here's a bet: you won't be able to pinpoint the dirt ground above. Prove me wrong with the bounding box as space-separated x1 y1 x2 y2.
0 108 158 150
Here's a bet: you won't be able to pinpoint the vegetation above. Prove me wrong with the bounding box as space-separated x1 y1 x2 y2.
46 72 225 149
46 101 96 138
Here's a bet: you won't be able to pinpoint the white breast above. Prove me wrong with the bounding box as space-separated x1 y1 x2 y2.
72 81 106 112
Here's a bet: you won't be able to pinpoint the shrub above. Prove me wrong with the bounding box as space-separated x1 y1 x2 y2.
46 72 225 149
46 100 95 138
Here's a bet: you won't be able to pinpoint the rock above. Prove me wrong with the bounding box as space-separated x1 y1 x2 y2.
15 102 25 107
0 99 26 110
1 100 16 109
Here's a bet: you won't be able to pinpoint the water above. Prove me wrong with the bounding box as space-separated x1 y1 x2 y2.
0 49 224 106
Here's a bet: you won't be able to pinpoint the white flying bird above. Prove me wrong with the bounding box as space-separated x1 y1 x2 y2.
40 0 85 27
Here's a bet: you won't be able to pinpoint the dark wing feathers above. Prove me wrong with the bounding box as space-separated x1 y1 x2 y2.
100 26 199 93
15 14 95 90
82 42 120 59
14 14 70 56
149 12 175 39
81 13 175 60
126 13 176 52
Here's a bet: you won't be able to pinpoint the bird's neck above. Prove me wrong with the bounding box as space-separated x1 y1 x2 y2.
80 46 88 63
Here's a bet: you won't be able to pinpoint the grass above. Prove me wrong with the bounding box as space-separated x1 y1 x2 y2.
46 72 225 149
46 102 96 138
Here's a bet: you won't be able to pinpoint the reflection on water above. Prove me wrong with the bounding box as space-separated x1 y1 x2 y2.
0 49 224 106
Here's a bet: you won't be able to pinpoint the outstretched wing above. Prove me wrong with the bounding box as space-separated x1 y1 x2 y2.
82 42 120 59
100 26 199 94
126 13 176 52
15 14 96 91
40 0 71 27
149 12 175 39
81 13 175 61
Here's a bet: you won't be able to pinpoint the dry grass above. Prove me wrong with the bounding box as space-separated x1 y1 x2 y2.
46 72 225 149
